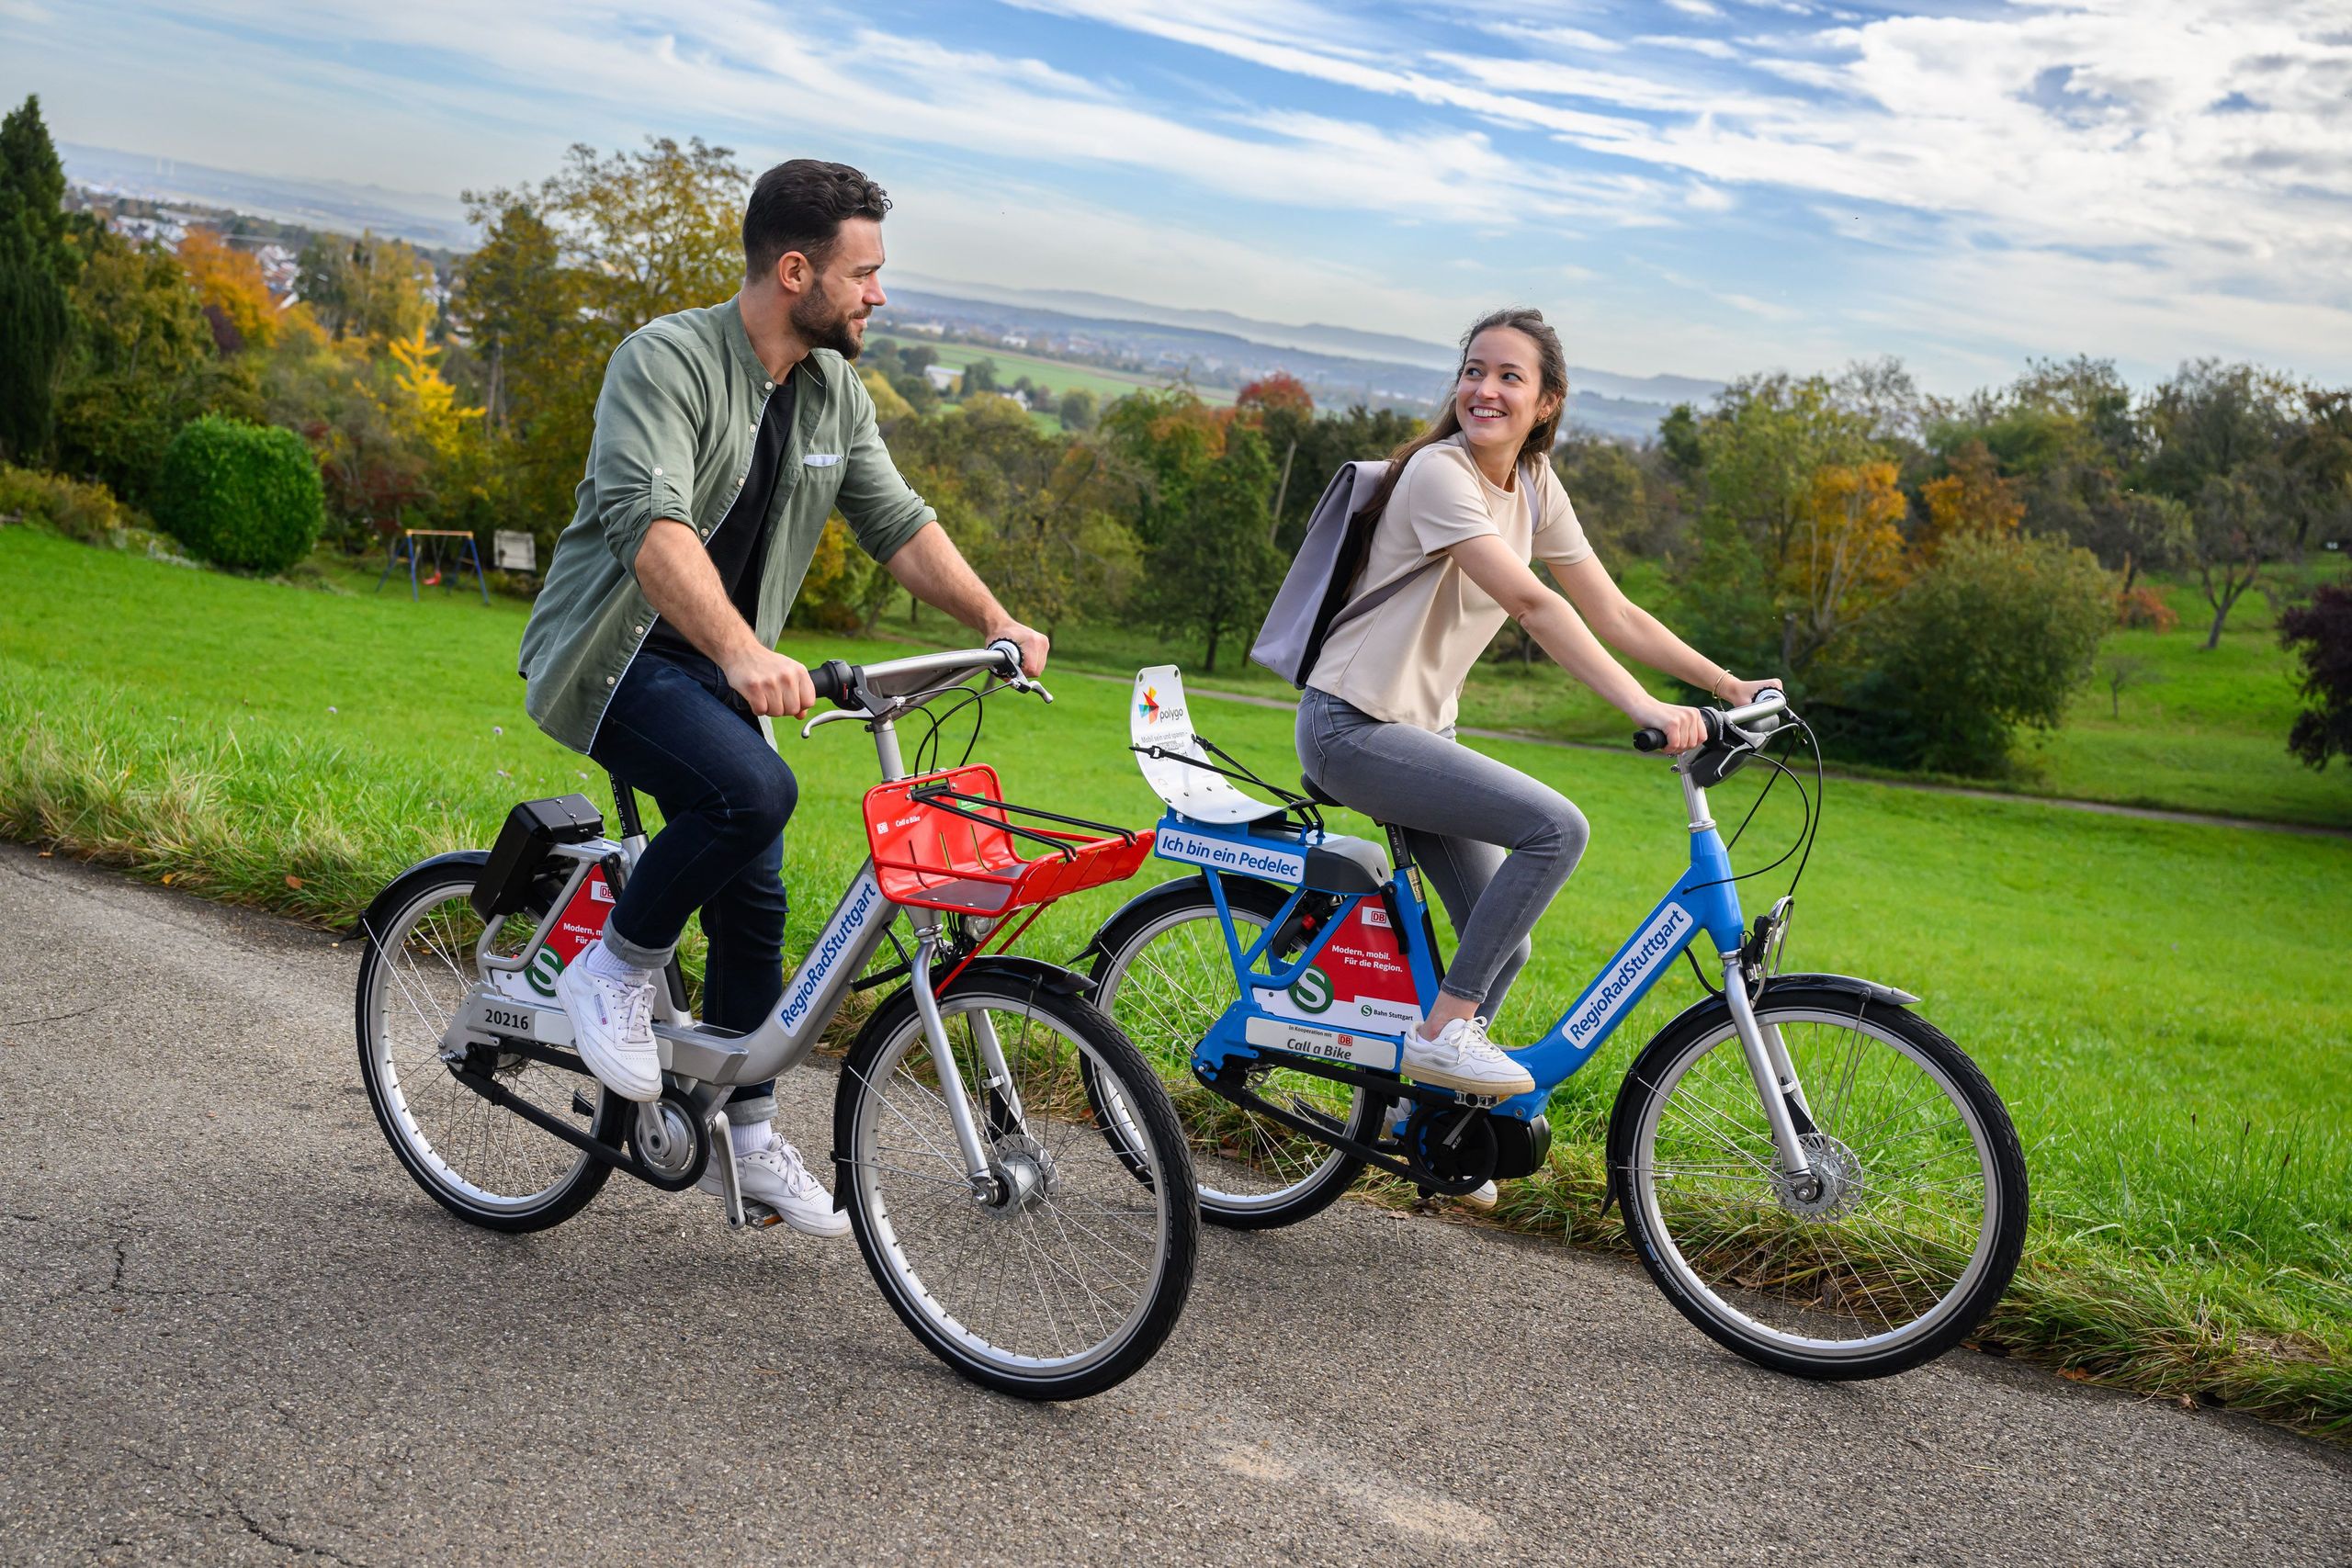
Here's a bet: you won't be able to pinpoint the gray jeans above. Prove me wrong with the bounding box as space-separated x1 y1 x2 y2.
1295 687 1589 1011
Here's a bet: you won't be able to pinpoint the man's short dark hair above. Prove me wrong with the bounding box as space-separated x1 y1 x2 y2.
743 159 891 279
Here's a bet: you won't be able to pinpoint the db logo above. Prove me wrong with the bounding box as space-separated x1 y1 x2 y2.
1287 965 1334 1014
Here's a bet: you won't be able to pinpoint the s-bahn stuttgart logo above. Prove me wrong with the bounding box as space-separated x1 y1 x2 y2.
1287 965 1334 1014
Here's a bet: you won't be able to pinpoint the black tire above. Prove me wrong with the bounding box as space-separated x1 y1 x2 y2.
1087 875 1379 1230
355 857 622 1234
1610 984 2028 1380
833 963 1198 1401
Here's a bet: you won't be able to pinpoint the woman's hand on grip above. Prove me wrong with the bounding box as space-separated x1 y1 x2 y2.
1634 701 1709 753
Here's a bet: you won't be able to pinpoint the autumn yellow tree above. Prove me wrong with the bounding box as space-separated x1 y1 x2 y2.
1780 459 1910 674
175 229 277 349
382 326 484 463
1917 440 2024 559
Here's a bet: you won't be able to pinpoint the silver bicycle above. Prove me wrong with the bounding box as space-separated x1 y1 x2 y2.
352 643 1198 1400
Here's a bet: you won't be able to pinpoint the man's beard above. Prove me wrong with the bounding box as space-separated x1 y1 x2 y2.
791 293 863 359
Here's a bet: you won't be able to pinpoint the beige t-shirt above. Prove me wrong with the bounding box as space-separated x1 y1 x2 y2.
1307 434 1593 731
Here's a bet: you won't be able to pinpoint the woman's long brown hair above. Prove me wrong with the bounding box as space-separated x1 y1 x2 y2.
1354 306 1569 528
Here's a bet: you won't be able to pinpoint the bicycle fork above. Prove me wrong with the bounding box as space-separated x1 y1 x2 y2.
1720 953 1820 1190
905 923 1026 1202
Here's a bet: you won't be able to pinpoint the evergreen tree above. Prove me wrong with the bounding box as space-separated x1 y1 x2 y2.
0 96 71 463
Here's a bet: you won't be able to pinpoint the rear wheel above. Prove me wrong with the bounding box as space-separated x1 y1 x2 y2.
1088 876 1378 1229
355 859 620 1233
833 967 1197 1400
1611 986 2027 1379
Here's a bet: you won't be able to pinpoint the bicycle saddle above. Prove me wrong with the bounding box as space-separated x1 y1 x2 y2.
1298 773 1344 808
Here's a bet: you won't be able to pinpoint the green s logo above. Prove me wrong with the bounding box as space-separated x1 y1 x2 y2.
526 949 564 998
1287 965 1334 1014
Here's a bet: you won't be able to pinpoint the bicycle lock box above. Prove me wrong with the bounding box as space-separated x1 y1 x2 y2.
472 794 605 919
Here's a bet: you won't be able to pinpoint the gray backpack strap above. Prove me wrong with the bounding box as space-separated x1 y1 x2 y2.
1328 457 1539 634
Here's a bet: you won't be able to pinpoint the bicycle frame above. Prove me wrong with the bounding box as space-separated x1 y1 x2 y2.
1172 701 1820 1180
440 649 1041 1205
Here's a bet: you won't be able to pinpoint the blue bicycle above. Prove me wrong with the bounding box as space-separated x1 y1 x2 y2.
1086 666 2027 1378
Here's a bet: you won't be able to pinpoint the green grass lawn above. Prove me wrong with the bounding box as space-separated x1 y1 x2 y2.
6 526 2347 1429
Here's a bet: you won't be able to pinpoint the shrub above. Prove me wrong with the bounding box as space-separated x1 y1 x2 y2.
2115 583 2178 631
1871 532 2113 774
152 415 324 574
0 461 133 543
2279 583 2352 772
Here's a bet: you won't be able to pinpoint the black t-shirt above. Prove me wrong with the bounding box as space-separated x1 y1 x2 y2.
639 375 797 666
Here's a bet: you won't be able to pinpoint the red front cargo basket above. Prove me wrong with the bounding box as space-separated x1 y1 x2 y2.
862 764 1152 915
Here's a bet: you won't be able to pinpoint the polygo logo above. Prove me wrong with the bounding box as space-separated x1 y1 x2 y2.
1136 686 1160 719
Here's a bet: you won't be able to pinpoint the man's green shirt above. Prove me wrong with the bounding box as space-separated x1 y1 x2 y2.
519 298 933 753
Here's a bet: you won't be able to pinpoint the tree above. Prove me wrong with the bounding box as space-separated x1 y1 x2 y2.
1873 532 2112 774
1917 441 2023 558
528 137 745 330
2185 464 2294 650
53 226 249 499
2144 361 2299 649
2279 584 2352 771
2283 387 2352 551
1140 421 1282 671
887 395 1144 636
175 229 277 350
2100 653 2158 719
963 357 1000 396
1781 460 1910 677
294 231 430 342
1057 388 1097 431
0 95 71 463
861 367 916 423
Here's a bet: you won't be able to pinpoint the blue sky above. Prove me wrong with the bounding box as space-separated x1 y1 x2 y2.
5 0 2348 392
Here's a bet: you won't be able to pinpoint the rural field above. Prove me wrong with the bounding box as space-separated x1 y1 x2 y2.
868 332 1238 418
3 525 2347 1434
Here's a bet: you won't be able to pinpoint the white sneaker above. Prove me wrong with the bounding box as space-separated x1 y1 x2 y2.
1399 1016 1535 1098
1455 1180 1499 1211
699 1138 851 1238
554 959 662 1102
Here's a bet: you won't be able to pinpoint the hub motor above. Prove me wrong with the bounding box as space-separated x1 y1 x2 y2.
1771 1132 1862 1220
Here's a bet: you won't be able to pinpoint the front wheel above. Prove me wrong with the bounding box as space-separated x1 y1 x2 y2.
1611 984 2027 1380
832 964 1198 1401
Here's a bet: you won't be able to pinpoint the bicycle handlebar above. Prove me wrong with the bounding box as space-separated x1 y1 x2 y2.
807 643 1031 713
1632 688 1790 753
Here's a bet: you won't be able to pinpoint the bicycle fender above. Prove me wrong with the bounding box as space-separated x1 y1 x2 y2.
1598 973 1919 1214
934 954 1090 1001
350 851 490 942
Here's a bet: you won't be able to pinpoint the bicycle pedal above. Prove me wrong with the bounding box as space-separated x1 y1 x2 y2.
737 1199 785 1229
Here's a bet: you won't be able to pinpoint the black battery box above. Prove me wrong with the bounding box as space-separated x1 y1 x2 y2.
472 795 605 919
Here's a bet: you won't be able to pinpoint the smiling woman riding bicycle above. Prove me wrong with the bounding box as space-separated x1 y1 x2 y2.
1295 308 1778 1183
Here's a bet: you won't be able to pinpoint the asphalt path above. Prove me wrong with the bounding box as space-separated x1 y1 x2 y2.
3 843 2345 1566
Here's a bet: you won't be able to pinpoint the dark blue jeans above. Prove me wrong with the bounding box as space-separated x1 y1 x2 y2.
588 649 796 1122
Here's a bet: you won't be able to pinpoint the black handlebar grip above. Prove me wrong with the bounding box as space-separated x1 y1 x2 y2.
808 659 854 705
985 637 1023 678
1633 709 1726 752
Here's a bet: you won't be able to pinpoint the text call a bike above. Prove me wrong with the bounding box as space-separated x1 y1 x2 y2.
353 642 1198 1400
1084 665 2025 1380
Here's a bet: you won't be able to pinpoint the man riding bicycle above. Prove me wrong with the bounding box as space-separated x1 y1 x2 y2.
518 159 1047 1235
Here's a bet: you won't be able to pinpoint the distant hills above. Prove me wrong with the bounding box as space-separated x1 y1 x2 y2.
880 276 1719 441
54 144 1718 439
59 142 474 250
